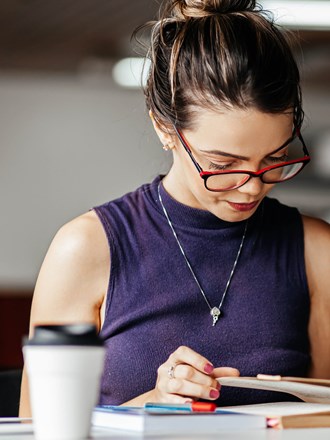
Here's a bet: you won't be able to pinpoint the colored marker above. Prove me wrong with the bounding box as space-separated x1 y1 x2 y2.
145 402 217 413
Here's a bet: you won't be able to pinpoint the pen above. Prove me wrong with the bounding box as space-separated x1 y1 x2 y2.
145 402 217 413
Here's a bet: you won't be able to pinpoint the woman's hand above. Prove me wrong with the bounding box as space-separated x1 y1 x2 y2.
150 346 240 403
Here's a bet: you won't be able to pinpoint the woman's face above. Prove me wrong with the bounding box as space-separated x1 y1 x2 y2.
161 108 294 223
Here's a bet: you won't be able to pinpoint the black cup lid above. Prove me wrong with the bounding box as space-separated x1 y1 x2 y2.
24 324 104 346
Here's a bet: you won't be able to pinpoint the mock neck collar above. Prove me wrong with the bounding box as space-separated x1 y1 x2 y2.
147 175 260 231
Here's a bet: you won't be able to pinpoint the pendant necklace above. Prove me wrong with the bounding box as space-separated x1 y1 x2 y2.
157 182 248 326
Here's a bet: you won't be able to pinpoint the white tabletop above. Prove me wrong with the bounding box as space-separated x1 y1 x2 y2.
3 427 330 440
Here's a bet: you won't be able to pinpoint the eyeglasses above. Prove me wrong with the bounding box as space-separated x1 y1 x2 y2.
174 126 311 192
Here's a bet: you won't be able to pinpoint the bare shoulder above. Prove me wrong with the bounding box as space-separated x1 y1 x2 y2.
302 214 330 241
30 210 109 331
52 210 108 262
302 215 330 296
302 215 330 267
42 210 109 281
303 216 330 378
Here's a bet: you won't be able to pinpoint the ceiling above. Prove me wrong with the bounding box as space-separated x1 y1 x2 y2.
0 0 329 86
0 0 160 71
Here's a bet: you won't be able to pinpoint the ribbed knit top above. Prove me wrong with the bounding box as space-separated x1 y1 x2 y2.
94 176 310 406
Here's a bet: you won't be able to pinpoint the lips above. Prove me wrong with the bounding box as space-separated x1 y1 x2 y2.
227 201 259 212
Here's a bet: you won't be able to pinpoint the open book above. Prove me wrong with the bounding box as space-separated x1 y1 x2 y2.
221 401 330 429
217 375 330 428
217 375 330 404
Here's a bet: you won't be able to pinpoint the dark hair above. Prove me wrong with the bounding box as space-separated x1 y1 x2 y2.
135 0 304 132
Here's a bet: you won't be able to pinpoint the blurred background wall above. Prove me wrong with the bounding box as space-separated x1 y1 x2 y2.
0 0 329 368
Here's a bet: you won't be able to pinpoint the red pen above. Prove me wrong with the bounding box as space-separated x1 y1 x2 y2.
144 402 217 412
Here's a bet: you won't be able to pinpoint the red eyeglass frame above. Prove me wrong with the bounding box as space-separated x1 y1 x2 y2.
173 126 311 192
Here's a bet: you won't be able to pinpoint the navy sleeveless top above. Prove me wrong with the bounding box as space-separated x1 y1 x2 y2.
94 176 310 406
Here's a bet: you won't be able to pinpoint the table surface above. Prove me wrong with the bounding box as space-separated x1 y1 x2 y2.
3 426 330 439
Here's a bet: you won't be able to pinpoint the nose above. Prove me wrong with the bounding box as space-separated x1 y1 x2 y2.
237 175 265 196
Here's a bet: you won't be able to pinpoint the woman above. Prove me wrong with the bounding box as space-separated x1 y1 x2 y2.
20 0 330 415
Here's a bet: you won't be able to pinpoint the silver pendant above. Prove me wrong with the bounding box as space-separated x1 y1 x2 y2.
158 183 248 330
210 307 221 326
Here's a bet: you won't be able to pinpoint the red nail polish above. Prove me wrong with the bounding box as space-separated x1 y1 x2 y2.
209 389 220 399
204 363 214 374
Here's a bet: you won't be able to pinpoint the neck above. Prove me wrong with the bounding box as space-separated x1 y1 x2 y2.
162 169 205 210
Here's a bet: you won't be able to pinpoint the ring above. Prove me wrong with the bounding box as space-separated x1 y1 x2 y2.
167 365 176 379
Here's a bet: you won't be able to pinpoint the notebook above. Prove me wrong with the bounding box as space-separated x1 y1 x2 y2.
223 401 330 429
0 418 33 435
92 405 266 434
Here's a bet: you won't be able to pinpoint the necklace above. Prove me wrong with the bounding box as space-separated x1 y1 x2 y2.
157 182 248 326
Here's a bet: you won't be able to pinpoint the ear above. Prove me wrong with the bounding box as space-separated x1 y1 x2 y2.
149 111 176 150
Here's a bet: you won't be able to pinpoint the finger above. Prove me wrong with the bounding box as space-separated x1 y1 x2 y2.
212 367 240 378
155 390 194 404
156 373 195 401
174 364 220 390
167 378 220 401
168 346 214 375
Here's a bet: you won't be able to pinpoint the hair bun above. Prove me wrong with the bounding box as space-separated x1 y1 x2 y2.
169 0 257 19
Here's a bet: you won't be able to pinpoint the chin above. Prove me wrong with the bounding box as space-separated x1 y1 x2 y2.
217 212 251 223
212 203 260 223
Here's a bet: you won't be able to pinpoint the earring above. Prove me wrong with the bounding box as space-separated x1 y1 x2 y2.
163 142 174 151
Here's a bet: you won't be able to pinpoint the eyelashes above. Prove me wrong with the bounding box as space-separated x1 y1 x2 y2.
208 162 232 171
208 154 290 171
267 154 289 163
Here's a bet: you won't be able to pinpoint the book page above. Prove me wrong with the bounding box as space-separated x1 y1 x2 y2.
221 401 330 417
258 375 330 387
217 377 330 403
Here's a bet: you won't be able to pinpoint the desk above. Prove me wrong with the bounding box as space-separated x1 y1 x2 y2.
3 427 330 439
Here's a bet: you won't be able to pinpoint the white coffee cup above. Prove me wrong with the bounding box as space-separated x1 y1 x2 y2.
23 324 105 440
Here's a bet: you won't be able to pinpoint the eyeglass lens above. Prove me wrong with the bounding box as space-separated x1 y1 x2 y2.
205 137 307 191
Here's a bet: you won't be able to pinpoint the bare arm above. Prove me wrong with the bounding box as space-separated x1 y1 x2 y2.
304 215 330 379
19 210 110 417
20 211 239 413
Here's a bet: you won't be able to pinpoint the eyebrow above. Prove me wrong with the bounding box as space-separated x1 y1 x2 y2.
199 134 295 160
199 149 249 160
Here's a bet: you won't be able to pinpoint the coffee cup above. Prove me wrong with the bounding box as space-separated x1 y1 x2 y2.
23 323 105 440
